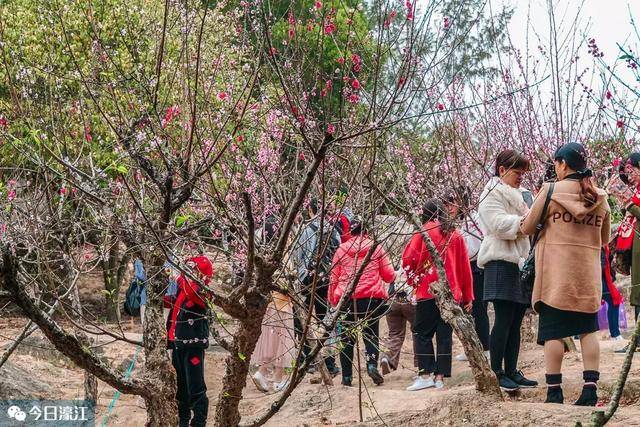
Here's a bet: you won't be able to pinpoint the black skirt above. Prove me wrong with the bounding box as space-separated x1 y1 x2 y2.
483 260 530 305
537 303 599 345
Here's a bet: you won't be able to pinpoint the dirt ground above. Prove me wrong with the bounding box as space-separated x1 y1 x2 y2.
2 267 640 426
2 310 640 427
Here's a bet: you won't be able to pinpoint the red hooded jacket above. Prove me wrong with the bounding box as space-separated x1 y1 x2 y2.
401 221 473 303
167 256 214 348
328 235 395 306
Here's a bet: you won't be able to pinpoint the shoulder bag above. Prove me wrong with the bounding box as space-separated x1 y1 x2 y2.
520 182 555 300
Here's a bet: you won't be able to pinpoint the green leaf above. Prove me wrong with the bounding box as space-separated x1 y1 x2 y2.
237 352 246 361
175 214 191 227
116 165 128 174
619 54 634 60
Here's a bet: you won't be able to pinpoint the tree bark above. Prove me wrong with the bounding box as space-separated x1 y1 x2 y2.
142 255 178 427
214 287 270 427
70 275 99 405
1 248 176 426
586 314 640 427
410 216 502 397
102 242 129 323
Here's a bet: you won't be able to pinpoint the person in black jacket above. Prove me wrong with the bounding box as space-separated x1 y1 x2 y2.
167 255 213 427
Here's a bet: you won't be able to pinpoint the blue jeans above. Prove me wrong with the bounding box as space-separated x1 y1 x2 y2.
602 293 620 338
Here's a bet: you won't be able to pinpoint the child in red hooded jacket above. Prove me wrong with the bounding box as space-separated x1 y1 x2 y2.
167 255 213 427
402 199 473 391
329 218 395 387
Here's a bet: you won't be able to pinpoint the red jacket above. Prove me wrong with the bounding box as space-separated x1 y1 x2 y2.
401 221 473 303
328 235 395 306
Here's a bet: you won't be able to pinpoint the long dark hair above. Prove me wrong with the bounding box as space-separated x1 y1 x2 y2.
421 199 453 234
554 143 597 207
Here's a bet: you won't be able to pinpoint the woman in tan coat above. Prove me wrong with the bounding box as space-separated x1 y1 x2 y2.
521 143 610 406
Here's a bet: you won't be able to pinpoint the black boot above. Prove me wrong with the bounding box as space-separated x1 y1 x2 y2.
367 363 384 385
341 376 353 386
574 370 599 406
544 373 564 404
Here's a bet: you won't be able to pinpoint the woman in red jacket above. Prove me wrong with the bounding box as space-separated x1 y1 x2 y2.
329 219 395 387
403 199 473 391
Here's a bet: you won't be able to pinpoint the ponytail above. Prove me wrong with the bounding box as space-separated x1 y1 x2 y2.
579 177 598 207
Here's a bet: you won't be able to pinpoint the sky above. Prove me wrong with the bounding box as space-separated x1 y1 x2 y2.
505 0 637 79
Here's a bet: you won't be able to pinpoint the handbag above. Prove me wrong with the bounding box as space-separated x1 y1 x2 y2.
520 182 555 300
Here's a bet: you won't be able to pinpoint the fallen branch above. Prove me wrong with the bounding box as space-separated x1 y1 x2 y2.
1 248 153 397
582 315 640 427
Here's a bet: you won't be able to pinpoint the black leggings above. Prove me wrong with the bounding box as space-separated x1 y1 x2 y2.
471 263 490 351
339 298 383 378
490 300 527 374
413 299 453 377
172 347 208 427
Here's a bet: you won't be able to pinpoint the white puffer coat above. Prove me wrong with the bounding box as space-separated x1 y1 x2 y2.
477 177 531 269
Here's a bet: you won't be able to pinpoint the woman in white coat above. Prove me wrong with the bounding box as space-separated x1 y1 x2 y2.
477 149 538 391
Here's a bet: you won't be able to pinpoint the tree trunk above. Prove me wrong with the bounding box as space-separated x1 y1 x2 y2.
102 243 129 323
411 216 502 397
71 269 99 405
142 257 178 427
586 314 640 427
214 290 269 427
83 340 99 404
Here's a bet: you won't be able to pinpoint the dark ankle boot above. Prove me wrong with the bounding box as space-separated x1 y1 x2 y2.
574 370 599 406
545 373 564 404
367 363 384 385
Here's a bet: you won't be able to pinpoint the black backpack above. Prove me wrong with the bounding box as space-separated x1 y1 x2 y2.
123 278 144 317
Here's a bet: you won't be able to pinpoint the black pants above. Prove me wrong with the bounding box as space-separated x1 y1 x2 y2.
293 282 336 370
413 299 453 377
471 262 490 351
602 292 620 338
490 300 527 374
339 298 383 378
172 347 208 427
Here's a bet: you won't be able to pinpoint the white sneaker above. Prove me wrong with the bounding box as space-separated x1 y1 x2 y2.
434 379 444 389
612 335 625 342
406 375 435 391
252 371 270 392
273 378 290 392
455 351 489 362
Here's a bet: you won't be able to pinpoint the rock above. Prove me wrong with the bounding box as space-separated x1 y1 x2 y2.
0 361 52 399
